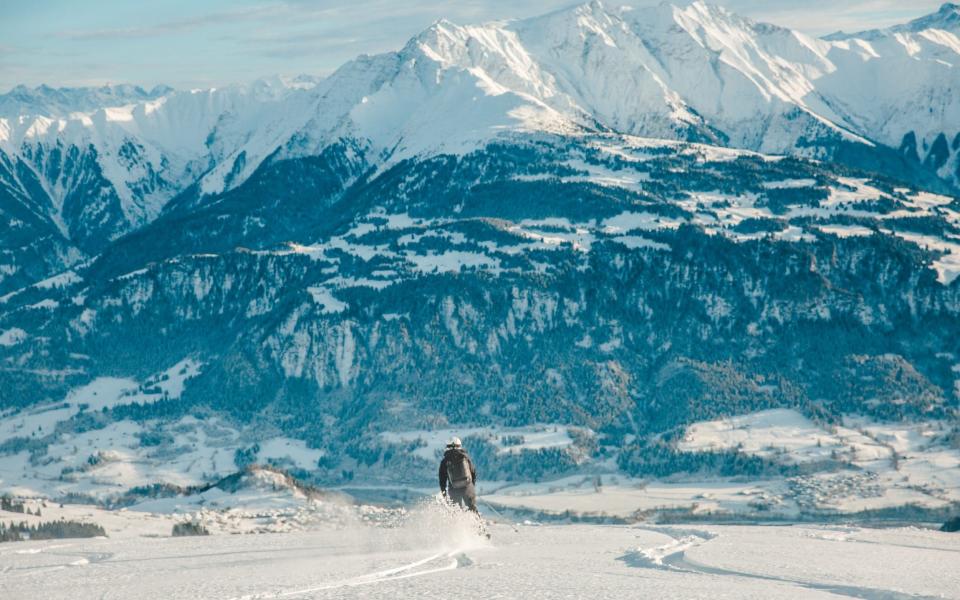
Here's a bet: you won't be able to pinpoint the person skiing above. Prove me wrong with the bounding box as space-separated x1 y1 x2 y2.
439 437 478 513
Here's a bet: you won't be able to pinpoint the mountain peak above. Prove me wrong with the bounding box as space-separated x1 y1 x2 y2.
825 2 960 40
0 83 171 117
903 1 960 30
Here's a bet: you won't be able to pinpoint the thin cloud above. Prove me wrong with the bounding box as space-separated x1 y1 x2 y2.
741 0 943 35
56 5 282 41
233 33 368 59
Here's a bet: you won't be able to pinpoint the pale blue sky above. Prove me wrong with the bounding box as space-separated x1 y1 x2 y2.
0 0 945 91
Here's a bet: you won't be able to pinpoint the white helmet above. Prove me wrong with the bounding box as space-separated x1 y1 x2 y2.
447 436 462 448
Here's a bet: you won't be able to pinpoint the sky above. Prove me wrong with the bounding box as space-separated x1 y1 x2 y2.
0 0 946 92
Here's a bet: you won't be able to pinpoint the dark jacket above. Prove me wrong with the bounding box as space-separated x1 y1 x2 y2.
439 447 477 492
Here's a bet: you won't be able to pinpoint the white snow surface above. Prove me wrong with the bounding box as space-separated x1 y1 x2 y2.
257 438 325 471
0 505 957 600
678 409 863 464
0 326 26 346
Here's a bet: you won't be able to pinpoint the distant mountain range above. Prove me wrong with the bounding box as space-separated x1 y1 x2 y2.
1 2 958 492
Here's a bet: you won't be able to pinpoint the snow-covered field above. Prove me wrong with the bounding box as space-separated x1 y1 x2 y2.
481 409 960 520
0 364 328 500
2 508 957 599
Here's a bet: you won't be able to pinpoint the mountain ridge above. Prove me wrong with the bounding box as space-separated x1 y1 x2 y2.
824 2 960 40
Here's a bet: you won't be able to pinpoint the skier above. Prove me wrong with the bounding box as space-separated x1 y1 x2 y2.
439 437 478 513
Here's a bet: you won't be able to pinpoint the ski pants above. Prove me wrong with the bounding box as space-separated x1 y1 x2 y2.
448 482 478 513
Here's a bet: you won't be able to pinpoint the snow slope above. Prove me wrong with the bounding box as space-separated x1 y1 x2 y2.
1 517 957 599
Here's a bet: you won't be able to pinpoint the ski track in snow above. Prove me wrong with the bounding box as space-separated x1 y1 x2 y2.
622 526 717 569
624 526 943 600
1 547 114 579
231 550 462 599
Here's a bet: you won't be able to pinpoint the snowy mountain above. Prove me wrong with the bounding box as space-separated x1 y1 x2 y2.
188 0 960 186
3 2 959 296
1 1 959 510
0 77 319 237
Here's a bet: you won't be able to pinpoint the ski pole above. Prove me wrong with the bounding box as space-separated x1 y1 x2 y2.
480 499 519 533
